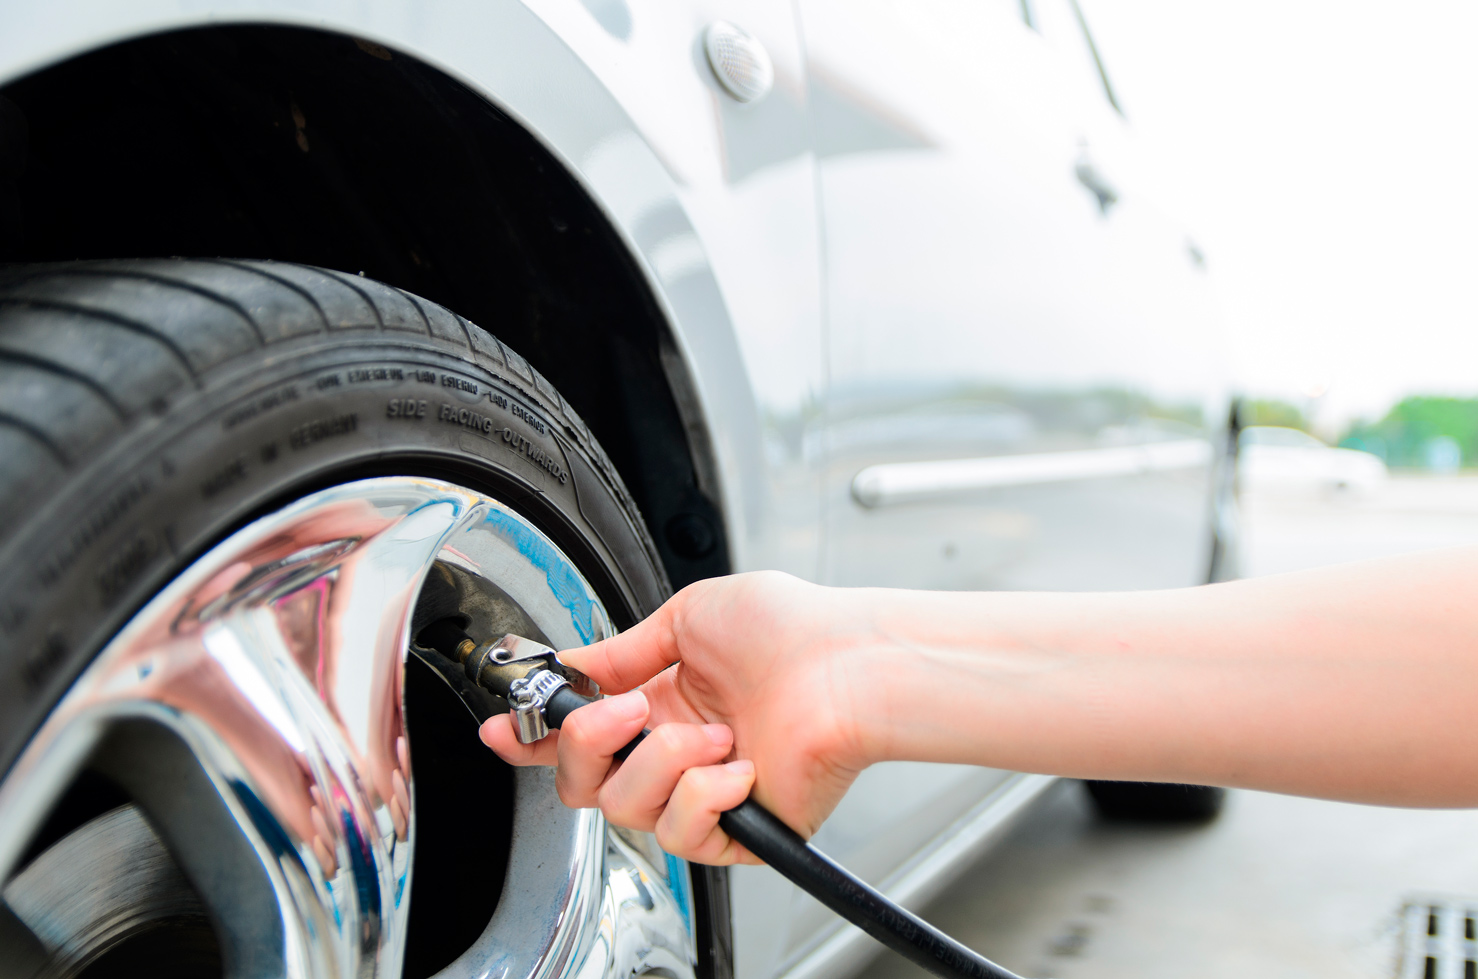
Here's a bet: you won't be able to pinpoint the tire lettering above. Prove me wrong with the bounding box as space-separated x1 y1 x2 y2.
438 402 495 434
441 375 480 396
508 401 548 436
387 398 428 419
201 457 248 498
289 413 358 450
348 367 404 384
97 534 162 603
500 428 568 484
224 385 300 429
37 476 152 587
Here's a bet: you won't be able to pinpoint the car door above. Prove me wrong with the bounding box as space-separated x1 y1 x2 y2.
729 2 1225 976
811 0 1221 597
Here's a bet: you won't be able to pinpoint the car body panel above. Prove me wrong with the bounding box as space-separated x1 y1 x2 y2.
1241 427 1389 493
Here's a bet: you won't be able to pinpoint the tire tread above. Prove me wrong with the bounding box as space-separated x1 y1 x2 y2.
0 410 69 464
196 258 335 335
0 348 127 419
0 295 202 380
65 264 273 344
317 267 388 330
0 258 661 585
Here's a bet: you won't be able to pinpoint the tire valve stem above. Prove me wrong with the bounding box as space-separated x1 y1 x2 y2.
417 623 597 745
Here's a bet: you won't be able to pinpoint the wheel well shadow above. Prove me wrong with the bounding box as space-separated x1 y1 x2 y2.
0 24 729 589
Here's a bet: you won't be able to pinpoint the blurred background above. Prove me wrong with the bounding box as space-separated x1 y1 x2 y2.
863 3 1478 977
1086 0 1478 452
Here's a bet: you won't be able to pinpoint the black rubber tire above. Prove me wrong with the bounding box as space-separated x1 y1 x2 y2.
1082 780 1227 823
0 257 729 976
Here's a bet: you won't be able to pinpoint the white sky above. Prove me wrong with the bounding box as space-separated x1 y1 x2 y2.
1079 1 1478 429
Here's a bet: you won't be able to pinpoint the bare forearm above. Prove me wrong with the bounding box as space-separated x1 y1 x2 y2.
860 547 1478 807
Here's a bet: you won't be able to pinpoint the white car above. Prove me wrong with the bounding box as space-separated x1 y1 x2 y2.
1240 426 1389 494
0 4 1233 979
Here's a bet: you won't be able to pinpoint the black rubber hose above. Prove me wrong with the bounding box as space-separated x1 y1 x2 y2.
716 802 1023 979
544 687 1026 979
542 684 596 732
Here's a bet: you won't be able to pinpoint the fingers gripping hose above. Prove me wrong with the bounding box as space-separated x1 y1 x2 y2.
418 626 1027 979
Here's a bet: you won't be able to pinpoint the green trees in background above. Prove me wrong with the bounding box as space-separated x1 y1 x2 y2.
1238 395 1478 470
1340 397 1478 470
1243 398 1311 431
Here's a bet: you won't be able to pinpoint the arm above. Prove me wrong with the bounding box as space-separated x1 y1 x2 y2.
482 547 1478 863
868 545 1478 805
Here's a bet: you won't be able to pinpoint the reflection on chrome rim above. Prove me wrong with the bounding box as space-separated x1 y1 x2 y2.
0 476 698 979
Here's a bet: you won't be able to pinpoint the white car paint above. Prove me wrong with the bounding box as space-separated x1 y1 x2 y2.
1240 426 1389 493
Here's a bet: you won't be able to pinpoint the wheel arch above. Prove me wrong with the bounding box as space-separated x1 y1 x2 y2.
0 13 735 589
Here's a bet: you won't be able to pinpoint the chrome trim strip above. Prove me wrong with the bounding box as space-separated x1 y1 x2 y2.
776 774 1058 979
852 441 1213 507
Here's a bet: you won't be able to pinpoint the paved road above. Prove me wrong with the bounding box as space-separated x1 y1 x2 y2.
858 475 1478 979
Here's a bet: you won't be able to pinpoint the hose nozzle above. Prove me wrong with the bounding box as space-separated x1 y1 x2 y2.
416 623 596 743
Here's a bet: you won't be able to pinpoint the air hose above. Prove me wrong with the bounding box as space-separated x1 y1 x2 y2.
416 624 1026 979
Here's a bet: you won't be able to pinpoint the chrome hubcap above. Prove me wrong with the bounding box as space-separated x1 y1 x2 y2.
0 477 697 979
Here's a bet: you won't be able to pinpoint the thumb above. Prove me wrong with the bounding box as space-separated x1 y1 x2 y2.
561 590 687 693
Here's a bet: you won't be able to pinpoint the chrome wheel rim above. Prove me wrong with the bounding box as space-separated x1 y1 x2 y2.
0 476 697 979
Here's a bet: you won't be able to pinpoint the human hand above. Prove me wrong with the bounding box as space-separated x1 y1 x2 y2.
480 571 884 864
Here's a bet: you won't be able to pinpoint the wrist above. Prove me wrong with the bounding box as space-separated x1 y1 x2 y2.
781 584 897 773
836 587 968 767
860 588 1102 769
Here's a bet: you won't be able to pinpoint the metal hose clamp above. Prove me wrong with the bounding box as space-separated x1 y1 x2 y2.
507 669 570 744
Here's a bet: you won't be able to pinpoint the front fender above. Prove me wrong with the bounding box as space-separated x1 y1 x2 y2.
0 0 824 576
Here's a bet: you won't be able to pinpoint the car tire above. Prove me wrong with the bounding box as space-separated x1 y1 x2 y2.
1082 780 1227 822
0 258 728 978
